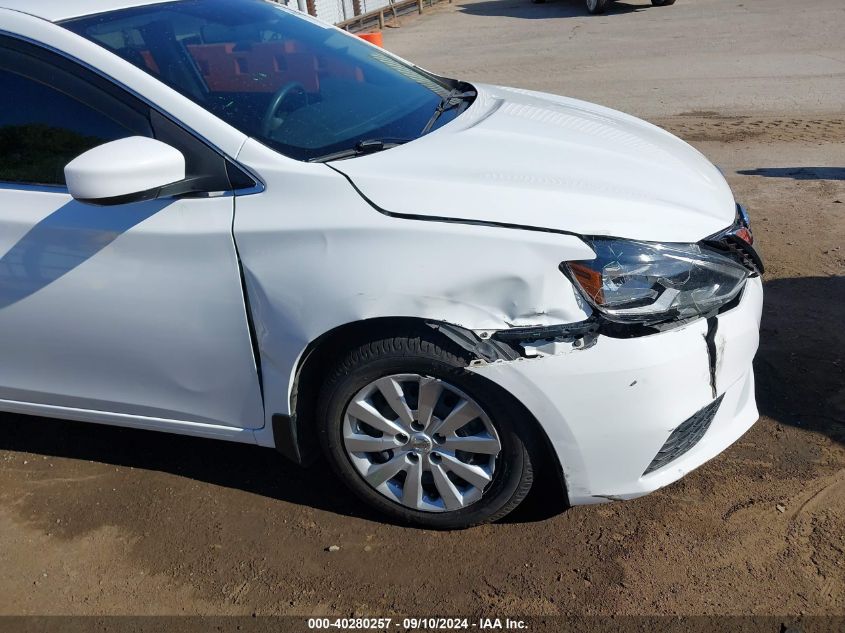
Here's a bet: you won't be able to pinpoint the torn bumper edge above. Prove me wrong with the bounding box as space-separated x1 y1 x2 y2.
466 276 763 505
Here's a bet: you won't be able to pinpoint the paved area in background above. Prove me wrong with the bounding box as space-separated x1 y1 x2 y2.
1 0 844 617
385 0 845 117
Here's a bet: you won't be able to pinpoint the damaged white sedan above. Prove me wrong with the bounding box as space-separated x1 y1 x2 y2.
0 0 763 528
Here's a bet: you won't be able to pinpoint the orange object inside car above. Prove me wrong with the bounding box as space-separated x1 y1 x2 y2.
187 41 321 92
133 40 366 95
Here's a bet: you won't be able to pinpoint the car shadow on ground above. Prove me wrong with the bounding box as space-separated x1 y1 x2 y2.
755 275 844 447
0 407 566 526
0 410 391 523
737 167 845 181
457 0 643 19
0 276 841 525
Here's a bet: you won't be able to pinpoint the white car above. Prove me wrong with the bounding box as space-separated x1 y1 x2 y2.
0 0 762 529
533 0 677 16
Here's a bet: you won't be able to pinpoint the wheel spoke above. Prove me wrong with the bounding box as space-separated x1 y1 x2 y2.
342 372 502 514
441 434 501 455
416 377 442 428
439 453 492 490
365 454 407 488
430 399 482 436
347 399 405 437
374 377 415 428
431 462 464 510
344 433 398 453
402 457 424 509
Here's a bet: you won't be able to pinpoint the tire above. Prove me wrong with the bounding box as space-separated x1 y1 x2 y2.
316 332 536 529
585 0 609 14
651 0 676 4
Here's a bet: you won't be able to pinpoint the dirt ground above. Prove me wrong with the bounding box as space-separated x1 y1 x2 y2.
1 0 843 621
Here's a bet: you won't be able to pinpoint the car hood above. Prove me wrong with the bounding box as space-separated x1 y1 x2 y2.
330 84 736 243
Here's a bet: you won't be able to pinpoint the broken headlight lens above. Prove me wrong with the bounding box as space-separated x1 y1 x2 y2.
564 239 750 323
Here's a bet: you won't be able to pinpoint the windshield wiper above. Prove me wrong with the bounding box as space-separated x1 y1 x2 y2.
420 88 476 136
308 138 411 163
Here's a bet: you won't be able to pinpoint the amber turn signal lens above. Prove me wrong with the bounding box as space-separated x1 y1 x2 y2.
567 262 605 304
734 226 754 245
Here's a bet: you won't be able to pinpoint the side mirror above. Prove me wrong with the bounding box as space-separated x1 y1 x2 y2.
65 137 186 205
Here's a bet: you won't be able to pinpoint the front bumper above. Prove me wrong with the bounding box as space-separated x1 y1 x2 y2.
469 276 763 505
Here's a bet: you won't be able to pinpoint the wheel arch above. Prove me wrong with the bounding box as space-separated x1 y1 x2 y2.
274 316 568 503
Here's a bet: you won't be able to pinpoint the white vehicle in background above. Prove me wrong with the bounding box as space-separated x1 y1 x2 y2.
587 0 676 13
0 0 760 529
533 0 677 15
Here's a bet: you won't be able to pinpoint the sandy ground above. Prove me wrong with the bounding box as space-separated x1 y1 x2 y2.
1 0 843 619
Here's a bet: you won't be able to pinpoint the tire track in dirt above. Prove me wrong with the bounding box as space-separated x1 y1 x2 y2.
657 116 845 144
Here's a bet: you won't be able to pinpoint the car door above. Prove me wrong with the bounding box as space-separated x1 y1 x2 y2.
0 35 264 432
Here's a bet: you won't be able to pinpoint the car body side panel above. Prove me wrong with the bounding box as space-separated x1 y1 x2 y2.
0 14 267 432
0 397 258 442
232 138 595 441
0 186 264 428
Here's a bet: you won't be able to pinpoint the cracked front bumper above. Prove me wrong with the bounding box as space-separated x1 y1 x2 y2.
468 276 763 505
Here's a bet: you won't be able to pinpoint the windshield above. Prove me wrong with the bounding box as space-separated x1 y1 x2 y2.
64 0 470 161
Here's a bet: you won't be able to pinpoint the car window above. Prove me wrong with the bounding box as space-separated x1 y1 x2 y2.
0 40 151 187
64 0 470 161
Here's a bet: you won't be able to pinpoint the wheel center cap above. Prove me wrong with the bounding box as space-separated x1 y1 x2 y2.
409 433 433 454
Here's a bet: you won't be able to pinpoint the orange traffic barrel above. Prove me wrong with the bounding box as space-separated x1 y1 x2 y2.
357 32 383 47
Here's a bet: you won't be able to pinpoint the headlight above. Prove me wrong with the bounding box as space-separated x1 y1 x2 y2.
564 238 750 324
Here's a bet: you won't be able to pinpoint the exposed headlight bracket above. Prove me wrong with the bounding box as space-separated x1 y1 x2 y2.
703 204 764 276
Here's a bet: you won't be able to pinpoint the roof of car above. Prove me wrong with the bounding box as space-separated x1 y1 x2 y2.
0 0 176 22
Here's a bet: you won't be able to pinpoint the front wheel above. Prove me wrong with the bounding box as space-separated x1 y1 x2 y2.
651 0 676 5
586 0 609 13
316 333 536 529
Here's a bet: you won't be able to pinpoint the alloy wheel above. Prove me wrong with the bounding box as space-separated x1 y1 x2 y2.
341 373 502 512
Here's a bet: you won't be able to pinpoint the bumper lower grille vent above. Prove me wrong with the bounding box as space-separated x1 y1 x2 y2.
643 395 724 475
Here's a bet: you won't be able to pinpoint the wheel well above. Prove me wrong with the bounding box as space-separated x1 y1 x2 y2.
283 317 568 503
